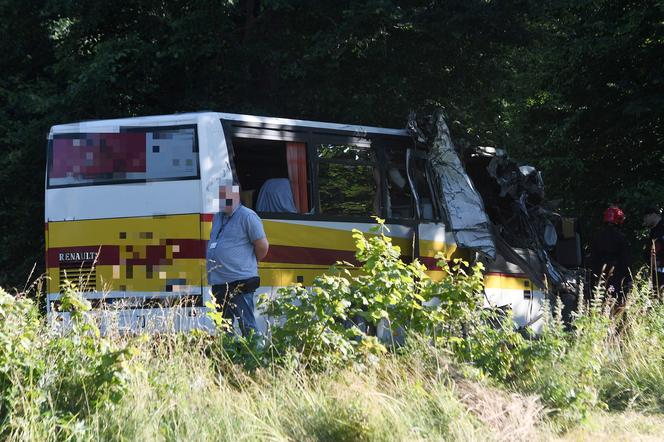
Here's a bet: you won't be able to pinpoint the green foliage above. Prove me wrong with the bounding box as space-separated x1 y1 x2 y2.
451 290 612 423
4 259 664 437
262 218 485 369
599 271 664 413
504 0 663 248
205 223 664 425
46 285 137 416
0 282 138 439
522 295 609 423
205 297 267 372
0 287 43 424
450 310 531 384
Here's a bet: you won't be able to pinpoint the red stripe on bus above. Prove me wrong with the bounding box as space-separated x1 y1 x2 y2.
264 244 359 266
47 241 474 274
146 245 167 265
168 239 207 259
419 256 440 270
200 213 214 222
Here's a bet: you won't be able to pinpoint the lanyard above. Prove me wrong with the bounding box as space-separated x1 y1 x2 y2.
215 212 234 241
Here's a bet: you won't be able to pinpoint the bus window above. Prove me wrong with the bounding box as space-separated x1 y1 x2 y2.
316 143 375 217
230 137 309 214
47 126 198 188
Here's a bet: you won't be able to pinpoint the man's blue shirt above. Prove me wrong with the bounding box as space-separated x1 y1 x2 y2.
206 205 266 284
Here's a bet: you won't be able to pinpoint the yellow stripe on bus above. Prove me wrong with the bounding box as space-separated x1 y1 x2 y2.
48 214 200 247
484 274 530 291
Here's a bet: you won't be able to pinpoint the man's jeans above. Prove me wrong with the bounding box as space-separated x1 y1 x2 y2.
212 285 258 337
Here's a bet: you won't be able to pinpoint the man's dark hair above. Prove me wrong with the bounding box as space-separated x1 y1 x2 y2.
644 206 662 216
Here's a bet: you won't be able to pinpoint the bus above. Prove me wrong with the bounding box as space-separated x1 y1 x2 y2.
45 112 546 333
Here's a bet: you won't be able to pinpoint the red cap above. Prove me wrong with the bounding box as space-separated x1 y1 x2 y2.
603 206 625 225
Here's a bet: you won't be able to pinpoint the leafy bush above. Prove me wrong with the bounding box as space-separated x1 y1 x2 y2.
0 281 138 439
44 283 137 416
0 288 43 425
451 283 613 422
261 219 485 369
450 309 533 384
522 294 609 423
257 218 618 422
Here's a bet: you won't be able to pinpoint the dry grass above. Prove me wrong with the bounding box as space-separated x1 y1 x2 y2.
456 379 545 442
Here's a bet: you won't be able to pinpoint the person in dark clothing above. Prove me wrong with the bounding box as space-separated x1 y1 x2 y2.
590 206 631 304
643 206 664 293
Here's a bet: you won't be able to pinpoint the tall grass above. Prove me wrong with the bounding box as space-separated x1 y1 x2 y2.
598 275 664 413
0 315 498 441
0 264 664 441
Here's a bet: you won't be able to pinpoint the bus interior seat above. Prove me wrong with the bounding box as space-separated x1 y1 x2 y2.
256 178 298 213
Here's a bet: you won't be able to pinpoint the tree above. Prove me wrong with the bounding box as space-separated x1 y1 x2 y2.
504 0 664 251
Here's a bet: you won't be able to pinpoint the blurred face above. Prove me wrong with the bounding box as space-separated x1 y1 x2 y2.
643 213 661 229
218 185 240 214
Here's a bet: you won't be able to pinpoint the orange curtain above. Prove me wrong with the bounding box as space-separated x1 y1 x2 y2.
286 142 308 213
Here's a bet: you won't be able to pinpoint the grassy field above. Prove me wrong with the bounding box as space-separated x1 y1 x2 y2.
2 309 663 441
2 230 664 440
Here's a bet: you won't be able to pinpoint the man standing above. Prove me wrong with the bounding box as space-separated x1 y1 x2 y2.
643 206 664 292
590 206 631 303
207 182 269 336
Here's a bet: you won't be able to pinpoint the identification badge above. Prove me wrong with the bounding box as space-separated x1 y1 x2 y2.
209 241 217 250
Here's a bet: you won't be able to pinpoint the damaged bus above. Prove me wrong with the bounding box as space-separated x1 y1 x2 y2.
45 112 580 333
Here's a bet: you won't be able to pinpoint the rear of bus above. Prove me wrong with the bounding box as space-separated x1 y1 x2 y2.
45 114 216 332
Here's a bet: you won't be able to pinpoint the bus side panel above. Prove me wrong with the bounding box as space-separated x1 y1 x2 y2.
485 273 545 331
418 222 458 280
259 219 417 285
46 214 204 307
205 216 461 288
201 217 414 286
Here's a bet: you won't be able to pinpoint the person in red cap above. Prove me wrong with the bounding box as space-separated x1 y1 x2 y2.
589 205 632 304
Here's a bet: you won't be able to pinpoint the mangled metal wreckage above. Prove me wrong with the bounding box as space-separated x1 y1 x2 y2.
408 110 581 332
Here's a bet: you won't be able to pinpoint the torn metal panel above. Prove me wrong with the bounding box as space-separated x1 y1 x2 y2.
408 110 496 259
407 108 580 294
462 135 575 290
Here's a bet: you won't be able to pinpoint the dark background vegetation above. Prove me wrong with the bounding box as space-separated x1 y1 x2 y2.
0 0 662 289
